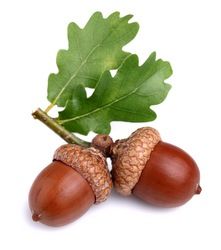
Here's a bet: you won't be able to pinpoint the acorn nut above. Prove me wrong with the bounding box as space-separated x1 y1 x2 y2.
111 127 201 207
29 144 112 226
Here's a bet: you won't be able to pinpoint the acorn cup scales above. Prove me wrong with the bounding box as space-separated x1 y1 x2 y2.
111 127 201 207
29 144 112 226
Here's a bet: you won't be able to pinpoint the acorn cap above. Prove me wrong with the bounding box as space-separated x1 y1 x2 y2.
111 127 161 196
54 144 112 203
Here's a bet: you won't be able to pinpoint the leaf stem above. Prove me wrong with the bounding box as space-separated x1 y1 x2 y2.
45 103 55 113
32 108 90 148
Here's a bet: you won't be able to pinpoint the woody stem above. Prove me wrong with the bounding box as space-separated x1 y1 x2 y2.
32 108 90 148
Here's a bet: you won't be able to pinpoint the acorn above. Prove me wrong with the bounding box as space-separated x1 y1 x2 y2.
29 144 112 227
111 127 201 207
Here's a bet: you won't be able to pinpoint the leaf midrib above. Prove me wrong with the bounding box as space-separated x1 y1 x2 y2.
52 44 100 105
51 17 131 105
59 67 166 124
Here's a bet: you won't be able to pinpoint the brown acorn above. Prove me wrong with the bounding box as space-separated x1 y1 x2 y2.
111 127 201 207
29 144 112 227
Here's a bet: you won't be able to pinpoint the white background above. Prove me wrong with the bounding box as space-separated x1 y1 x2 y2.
0 0 220 249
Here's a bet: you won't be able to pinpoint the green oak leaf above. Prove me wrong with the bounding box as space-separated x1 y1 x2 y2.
47 12 139 107
57 52 172 135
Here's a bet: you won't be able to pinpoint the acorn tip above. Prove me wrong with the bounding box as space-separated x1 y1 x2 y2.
196 185 202 194
32 213 41 222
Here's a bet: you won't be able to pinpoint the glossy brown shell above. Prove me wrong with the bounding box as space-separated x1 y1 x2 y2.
133 141 201 207
29 161 95 226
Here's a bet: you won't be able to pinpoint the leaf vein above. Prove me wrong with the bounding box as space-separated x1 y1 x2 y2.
110 106 148 117
51 16 134 106
59 78 156 124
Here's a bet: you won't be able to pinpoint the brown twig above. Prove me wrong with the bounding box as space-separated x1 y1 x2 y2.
32 108 90 148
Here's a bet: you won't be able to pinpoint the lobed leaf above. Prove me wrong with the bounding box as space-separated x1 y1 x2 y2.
47 12 139 107
58 53 172 135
